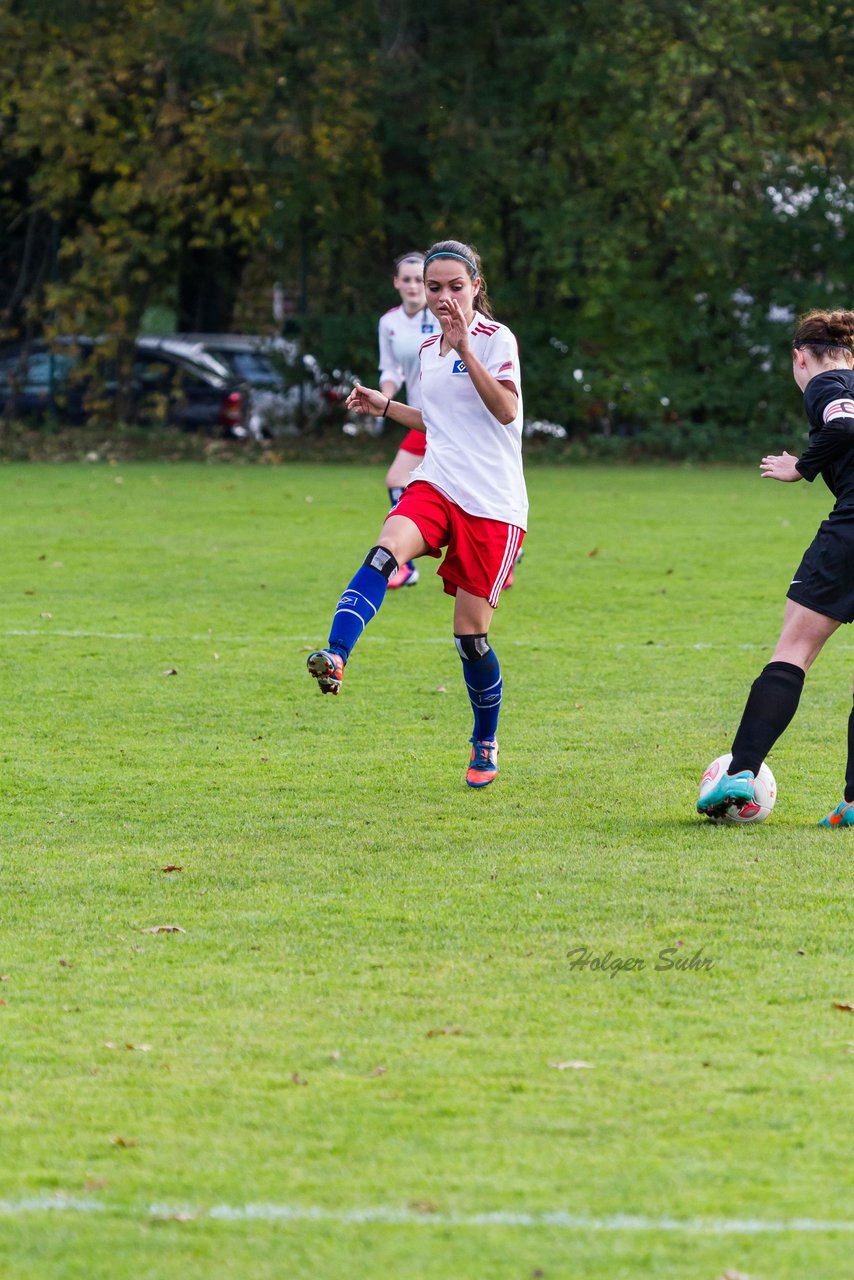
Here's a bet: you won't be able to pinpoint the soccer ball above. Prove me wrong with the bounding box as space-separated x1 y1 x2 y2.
699 753 777 824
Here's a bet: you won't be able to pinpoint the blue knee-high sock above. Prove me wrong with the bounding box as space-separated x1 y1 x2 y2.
455 635 502 741
328 547 397 663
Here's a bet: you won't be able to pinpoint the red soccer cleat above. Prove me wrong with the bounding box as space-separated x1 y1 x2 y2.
306 649 345 695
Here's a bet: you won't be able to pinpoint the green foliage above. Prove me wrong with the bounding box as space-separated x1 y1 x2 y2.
1 0 853 444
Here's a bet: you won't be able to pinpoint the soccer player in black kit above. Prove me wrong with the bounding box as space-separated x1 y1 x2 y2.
698 309 854 825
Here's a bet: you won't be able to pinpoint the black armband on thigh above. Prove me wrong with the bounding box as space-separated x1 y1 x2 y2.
454 633 491 662
364 545 399 580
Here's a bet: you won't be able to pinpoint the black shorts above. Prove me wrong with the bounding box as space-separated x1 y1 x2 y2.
788 507 854 623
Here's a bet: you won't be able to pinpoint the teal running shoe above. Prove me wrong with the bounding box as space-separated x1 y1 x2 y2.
818 800 854 828
697 768 755 818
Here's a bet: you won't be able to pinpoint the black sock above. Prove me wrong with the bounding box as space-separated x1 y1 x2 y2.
844 697 854 803
729 661 805 776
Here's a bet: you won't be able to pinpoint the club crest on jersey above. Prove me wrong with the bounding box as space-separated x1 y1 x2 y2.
421 322 435 333
451 359 469 375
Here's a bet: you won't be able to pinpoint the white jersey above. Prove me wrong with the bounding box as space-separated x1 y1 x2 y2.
378 305 439 409
409 314 528 529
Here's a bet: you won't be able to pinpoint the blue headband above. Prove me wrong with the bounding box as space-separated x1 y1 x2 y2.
423 251 477 276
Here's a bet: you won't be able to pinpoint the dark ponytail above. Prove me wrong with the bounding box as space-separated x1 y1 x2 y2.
792 309 854 360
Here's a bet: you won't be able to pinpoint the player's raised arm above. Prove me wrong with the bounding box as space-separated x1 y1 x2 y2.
437 297 518 425
346 382 424 433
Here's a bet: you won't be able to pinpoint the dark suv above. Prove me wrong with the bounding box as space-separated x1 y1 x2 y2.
0 337 249 435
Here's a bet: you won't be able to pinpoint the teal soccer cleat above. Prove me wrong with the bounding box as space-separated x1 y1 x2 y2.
818 800 854 828
697 768 755 819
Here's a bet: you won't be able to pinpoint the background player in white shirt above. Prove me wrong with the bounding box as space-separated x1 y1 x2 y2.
307 240 526 788
377 251 438 588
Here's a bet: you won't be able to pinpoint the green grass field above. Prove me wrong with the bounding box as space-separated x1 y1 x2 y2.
2 460 853 1280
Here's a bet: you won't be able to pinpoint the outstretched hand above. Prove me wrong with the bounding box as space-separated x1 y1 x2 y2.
347 383 387 416
438 297 471 354
760 451 802 482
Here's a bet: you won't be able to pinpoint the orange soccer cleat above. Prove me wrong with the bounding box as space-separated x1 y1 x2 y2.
466 737 498 788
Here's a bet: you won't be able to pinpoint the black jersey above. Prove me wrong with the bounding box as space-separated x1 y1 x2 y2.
796 369 854 505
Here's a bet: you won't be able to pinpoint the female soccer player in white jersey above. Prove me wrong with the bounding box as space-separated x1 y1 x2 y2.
307 239 526 788
697 309 854 825
377 251 438 589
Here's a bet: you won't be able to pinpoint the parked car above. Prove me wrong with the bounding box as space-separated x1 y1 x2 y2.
151 333 357 437
0 336 250 436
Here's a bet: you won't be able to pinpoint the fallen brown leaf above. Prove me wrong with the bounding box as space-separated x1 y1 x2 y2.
58 958 74 968
833 1002 854 1013
110 1136 138 1148
140 925 186 934
367 1065 387 1078
160 865 184 874
426 1027 462 1038
408 1199 439 1214
291 1072 308 1086
587 547 599 557
162 668 178 676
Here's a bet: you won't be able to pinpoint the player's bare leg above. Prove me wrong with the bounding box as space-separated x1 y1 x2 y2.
385 450 424 588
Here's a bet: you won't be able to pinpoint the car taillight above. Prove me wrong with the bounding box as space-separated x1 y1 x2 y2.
219 391 243 425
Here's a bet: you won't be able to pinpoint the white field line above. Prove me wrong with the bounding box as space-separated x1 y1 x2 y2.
0 1197 852 1233
1 629 822 652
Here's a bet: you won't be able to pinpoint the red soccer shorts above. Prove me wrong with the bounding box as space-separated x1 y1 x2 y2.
391 480 525 606
399 428 427 456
